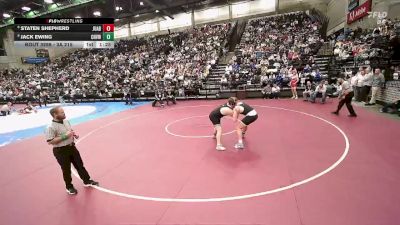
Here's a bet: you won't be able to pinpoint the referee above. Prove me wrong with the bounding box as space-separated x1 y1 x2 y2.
45 106 98 195
332 77 357 117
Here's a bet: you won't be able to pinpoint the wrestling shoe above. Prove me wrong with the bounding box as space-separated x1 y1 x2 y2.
216 145 226 151
83 180 99 187
66 186 78 195
234 143 244 149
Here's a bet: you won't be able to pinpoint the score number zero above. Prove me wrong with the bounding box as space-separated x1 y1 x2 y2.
91 24 114 40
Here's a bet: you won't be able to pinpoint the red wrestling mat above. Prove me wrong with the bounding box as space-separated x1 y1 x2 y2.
1 99 400 225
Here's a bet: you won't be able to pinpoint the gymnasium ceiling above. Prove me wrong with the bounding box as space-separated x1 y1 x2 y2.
0 0 336 28
0 0 237 27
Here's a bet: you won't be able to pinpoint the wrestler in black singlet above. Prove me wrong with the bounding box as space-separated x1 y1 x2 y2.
209 103 232 125
237 102 258 125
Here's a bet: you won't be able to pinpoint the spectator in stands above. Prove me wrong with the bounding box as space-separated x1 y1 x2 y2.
325 80 337 97
313 69 322 83
58 91 65 104
302 81 315 101
165 88 176 105
303 64 312 73
221 76 228 90
262 84 273 99
0 23 231 102
271 83 281 99
70 89 77 105
310 81 327 104
178 88 185 97
152 89 165 107
393 66 399 80
124 87 133 105
225 65 233 74
0 102 12 116
238 12 323 90
366 68 385 106
40 90 48 107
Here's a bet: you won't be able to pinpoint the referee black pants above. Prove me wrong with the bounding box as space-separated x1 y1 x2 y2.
362 85 371 102
53 144 91 189
336 92 357 116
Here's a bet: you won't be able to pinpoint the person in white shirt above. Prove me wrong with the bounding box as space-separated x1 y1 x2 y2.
262 84 272 99
302 81 315 101
366 68 385 106
220 76 228 89
362 67 373 103
271 84 280 99
350 74 358 100
0 102 12 116
332 78 357 117
225 64 233 74
310 81 327 103
355 69 365 102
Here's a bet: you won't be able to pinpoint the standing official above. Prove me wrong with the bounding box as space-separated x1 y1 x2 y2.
45 106 98 195
366 68 385 106
332 78 357 117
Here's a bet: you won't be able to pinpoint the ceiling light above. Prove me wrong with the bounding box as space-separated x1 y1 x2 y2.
93 11 101 16
116 6 123 11
134 14 139 17
3 13 11 18
140 1 144 6
22 7 31 11
44 0 53 3
155 10 159 13
75 16 81 18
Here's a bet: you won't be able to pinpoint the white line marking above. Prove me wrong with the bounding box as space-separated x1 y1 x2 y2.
165 115 236 138
72 104 350 202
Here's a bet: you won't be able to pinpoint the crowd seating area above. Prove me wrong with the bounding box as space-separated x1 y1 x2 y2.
329 18 400 78
2 10 399 104
223 11 325 90
0 23 231 102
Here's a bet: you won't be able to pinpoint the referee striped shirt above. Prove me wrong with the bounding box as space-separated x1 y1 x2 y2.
45 120 74 147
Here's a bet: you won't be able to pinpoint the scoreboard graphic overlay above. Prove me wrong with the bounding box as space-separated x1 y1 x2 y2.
14 18 114 49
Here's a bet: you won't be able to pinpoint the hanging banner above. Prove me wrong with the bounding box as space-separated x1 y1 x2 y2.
347 0 371 24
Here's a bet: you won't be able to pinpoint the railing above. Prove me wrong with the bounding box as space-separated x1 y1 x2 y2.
0 90 217 105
